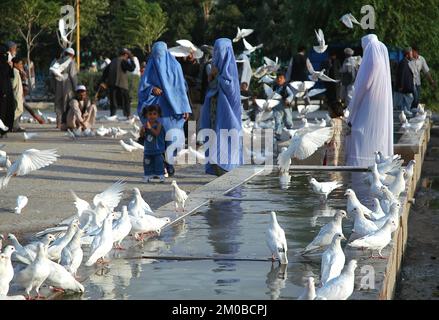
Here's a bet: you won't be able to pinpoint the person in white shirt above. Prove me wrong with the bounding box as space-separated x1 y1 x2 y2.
410 45 436 109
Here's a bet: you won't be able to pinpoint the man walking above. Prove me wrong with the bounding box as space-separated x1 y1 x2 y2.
396 47 415 116
339 48 360 106
410 45 436 110
106 48 135 117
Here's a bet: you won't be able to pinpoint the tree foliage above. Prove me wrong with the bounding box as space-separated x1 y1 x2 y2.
115 0 167 54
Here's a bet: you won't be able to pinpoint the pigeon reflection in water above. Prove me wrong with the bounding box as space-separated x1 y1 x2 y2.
205 188 244 255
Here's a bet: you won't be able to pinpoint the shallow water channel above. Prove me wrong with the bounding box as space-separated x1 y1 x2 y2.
41 170 387 300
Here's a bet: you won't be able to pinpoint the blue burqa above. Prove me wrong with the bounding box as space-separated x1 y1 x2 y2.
137 41 191 126
200 38 242 175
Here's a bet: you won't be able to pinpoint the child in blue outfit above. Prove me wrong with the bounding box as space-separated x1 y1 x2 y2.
142 105 166 183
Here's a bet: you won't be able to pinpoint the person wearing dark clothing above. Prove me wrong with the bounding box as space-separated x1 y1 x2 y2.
0 44 15 138
396 47 415 115
273 73 294 138
321 51 341 104
287 46 314 82
106 48 135 117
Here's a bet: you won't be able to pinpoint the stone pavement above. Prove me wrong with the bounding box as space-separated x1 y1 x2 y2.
0 110 215 238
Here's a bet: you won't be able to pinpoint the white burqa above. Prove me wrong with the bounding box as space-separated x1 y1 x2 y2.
346 34 393 166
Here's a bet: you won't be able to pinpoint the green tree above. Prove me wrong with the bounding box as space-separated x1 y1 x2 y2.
115 0 167 54
1 0 59 93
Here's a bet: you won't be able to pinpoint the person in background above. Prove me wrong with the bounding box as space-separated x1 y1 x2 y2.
23 57 35 90
0 44 15 138
410 45 437 110
53 47 78 129
141 104 166 183
106 48 135 117
6 41 17 66
346 34 393 167
286 46 315 82
89 62 98 73
61 85 97 131
273 73 294 140
321 51 341 104
339 48 360 106
396 47 415 116
140 62 147 76
240 82 257 121
11 57 26 132
324 101 350 166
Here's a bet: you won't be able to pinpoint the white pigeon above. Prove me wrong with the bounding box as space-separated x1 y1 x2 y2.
130 215 170 240
120 140 137 152
340 13 361 29
373 154 403 175
104 115 118 122
309 177 343 201
85 212 115 266
404 160 416 183
399 111 407 124
22 234 56 262
171 180 189 212
370 198 386 220
297 277 316 300
374 203 400 230
112 206 132 249
290 81 315 98
46 116 57 124
302 210 347 254
379 185 400 214
128 138 144 151
402 119 424 132
0 245 15 296
48 220 80 263
254 99 280 112
175 40 203 59
23 132 38 141
6 234 33 265
369 165 386 199
15 243 51 299
277 127 333 173
313 29 328 53
242 38 263 55
0 150 11 171
45 258 84 293
258 74 276 84
348 219 397 258
263 56 280 73
321 233 346 285
344 189 373 218
266 211 288 265
58 18 73 47
410 112 427 123
306 88 327 99
128 188 154 218
14 195 28 214
0 119 8 131
96 126 110 137
69 179 126 221
386 168 406 198
297 104 320 117
233 27 254 42
309 69 340 83
0 149 59 189
66 129 77 140
316 260 357 300
263 83 282 100
60 228 83 276
351 207 378 238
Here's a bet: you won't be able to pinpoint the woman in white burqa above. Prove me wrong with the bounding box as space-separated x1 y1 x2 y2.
346 34 393 166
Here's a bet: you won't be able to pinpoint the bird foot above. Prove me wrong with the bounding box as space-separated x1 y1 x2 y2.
35 294 46 300
114 244 125 250
51 287 65 293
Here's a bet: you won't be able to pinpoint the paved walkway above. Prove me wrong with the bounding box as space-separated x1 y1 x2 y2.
0 110 215 238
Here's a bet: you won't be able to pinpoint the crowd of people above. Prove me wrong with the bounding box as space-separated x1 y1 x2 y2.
0 33 436 179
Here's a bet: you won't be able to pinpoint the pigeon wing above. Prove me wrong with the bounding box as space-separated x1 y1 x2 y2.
93 180 126 211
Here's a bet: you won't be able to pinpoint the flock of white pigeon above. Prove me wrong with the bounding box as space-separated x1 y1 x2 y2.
266 150 417 300
0 176 189 300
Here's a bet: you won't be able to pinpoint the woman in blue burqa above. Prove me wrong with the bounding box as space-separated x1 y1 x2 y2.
200 38 242 176
137 41 192 176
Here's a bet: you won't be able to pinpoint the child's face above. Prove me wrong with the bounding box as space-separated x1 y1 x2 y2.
276 75 286 86
147 111 159 121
